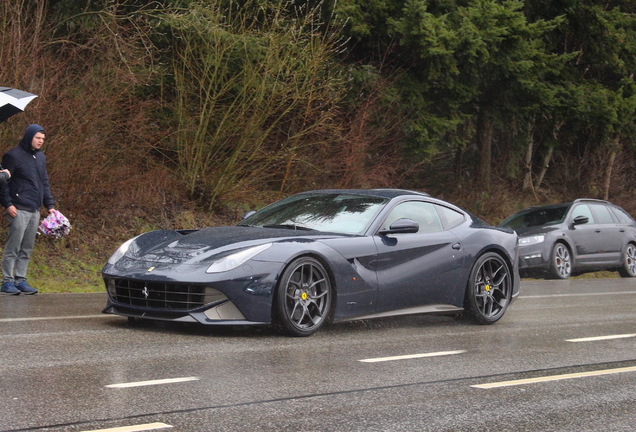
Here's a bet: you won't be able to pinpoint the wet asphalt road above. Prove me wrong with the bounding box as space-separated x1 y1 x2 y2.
1 278 635 432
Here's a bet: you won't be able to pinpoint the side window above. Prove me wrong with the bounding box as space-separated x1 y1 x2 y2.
381 201 443 233
435 204 465 229
611 207 635 225
570 204 595 224
590 204 615 224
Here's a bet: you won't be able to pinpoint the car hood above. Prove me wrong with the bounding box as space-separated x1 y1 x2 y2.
127 226 343 264
513 225 561 237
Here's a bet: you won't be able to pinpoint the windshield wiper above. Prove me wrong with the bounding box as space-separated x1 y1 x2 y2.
262 224 317 231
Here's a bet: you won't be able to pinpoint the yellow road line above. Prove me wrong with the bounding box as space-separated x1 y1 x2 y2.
471 366 636 389
522 291 636 299
81 422 173 432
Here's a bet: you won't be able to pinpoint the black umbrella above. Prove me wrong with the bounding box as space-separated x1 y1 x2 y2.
0 87 38 123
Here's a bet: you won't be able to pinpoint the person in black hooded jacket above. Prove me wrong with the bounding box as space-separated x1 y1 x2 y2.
0 124 55 295
0 166 9 184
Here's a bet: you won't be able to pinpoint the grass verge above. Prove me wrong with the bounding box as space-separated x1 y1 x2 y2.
25 233 112 293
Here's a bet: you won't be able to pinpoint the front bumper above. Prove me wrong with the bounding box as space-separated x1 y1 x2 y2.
102 256 286 324
517 243 552 276
102 301 268 325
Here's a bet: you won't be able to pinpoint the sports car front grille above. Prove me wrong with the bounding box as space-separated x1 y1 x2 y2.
105 278 226 311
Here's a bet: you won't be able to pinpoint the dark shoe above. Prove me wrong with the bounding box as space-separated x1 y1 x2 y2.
15 281 38 295
1 281 20 295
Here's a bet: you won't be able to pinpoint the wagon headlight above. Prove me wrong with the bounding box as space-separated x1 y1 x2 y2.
519 235 545 246
107 237 138 265
206 243 272 273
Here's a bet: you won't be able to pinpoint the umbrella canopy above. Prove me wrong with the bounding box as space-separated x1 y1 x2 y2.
0 87 38 123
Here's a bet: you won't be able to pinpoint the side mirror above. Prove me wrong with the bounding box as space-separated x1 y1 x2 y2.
571 215 589 226
379 218 419 235
242 210 256 220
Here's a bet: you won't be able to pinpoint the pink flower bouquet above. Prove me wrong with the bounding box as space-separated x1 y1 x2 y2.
39 209 71 238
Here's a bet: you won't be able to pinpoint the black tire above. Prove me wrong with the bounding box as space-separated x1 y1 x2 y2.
548 242 572 279
464 252 512 325
275 257 332 337
618 243 636 278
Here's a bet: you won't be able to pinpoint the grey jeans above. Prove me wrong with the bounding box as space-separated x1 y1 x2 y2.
2 209 40 284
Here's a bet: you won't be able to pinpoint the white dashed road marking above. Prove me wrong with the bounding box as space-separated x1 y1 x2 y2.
359 350 466 363
566 333 636 342
0 315 107 322
106 377 200 388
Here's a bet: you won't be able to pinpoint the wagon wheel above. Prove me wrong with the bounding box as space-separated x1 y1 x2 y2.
619 243 636 278
548 243 572 279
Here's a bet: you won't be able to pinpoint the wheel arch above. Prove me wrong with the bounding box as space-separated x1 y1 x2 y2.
553 239 575 264
455 246 515 307
624 240 636 253
270 252 338 322
618 241 636 278
470 245 515 279
547 239 575 279
462 249 513 324
621 241 636 266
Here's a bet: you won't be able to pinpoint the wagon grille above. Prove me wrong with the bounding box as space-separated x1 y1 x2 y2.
105 278 226 311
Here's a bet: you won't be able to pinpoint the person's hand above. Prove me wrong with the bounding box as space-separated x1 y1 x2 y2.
7 205 16 218
48 208 55 214
1 169 10 178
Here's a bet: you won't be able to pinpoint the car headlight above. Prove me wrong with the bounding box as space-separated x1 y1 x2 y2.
107 236 138 265
206 243 272 273
519 235 545 246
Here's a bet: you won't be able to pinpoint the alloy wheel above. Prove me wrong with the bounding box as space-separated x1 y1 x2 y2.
619 243 636 278
473 255 510 319
552 243 572 279
278 258 331 336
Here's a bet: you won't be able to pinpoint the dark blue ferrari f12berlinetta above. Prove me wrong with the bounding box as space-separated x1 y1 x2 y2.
102 189 521 336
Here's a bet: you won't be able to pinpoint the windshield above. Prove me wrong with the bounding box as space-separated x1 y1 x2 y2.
239 193 388 235
500 204 570 229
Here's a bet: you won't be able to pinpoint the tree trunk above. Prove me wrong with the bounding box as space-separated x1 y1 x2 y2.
522 119 535 190
534 121 563 190
534 146 553 190
602 136 620 200
454 146 463 188
477 110 493 192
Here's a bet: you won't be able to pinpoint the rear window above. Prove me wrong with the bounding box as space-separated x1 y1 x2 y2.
611 207 636 225
436 205 465 229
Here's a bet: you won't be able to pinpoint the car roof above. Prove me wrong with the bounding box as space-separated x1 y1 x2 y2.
296 189 430 199
514 198 612 214
573 198 612 205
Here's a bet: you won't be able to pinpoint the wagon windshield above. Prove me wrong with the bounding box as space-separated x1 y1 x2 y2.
239 193 388 235
500 204 570 229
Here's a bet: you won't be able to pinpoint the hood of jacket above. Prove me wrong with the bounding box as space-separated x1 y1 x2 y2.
19 124 45 153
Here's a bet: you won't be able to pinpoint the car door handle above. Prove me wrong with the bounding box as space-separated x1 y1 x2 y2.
620 229 626 232
452 243 461 250
595 229 601 233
